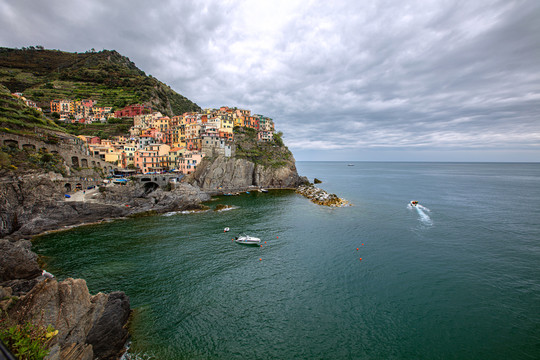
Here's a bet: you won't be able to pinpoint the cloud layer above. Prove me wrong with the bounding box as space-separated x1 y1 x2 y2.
2 0 539 161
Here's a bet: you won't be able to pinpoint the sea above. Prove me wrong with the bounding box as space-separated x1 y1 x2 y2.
33 162 540 359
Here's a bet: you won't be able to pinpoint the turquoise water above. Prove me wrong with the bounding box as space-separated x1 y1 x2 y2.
34 162 540 359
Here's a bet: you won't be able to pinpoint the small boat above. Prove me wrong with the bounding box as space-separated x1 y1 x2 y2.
410 200 419 207
235 234 261 246
259 188 268 193
347 164 354 166
224 227 230 232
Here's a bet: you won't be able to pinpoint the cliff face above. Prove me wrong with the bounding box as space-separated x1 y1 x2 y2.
187 155 306 191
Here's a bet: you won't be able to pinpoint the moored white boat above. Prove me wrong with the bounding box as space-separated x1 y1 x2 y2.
235 234 261 245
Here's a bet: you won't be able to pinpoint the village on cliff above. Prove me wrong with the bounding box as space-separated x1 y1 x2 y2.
18 94 276 175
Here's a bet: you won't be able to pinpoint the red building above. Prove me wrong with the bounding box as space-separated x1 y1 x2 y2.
114 104 152 118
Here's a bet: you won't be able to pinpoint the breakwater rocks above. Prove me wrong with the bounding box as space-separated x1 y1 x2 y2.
296 185 351 207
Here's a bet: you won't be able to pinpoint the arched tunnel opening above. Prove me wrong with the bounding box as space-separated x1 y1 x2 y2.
144 181 159 194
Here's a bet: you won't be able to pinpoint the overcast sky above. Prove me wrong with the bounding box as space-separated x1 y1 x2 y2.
1 0 539 161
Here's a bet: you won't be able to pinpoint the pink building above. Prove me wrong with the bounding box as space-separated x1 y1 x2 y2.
134 149 160 173
179 151 204 174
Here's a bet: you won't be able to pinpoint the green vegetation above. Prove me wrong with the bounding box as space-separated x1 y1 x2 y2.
0 93 64 135
0 146 66 175
0 47 201 116
233 127 292 168
0 313 58 360
57 118 133 139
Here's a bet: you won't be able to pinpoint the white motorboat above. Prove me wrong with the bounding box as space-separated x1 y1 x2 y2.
235 234 261 245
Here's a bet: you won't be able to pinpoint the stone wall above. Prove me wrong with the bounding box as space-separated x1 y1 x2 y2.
0 133 116 173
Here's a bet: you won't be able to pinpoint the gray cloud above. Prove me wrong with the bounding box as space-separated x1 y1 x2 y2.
1 0 539 161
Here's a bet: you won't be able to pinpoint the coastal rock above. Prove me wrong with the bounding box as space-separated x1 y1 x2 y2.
7 277 130 360
86 292 130 360
296 185 350 207
188 155 305 191
0 239 41 281
97 182 210 213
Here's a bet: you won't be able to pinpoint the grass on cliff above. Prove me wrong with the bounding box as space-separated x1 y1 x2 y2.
0 145 67 176
56 118 133 139
233 127 292 168
0 92 65 135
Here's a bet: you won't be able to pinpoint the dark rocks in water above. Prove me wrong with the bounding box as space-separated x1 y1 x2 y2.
86 292 131 360
313 178 322 184
214 204 233 211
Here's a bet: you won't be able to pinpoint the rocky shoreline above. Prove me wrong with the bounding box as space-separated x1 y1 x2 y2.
296 184 351 207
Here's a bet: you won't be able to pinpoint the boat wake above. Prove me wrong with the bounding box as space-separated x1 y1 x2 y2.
415 206 432 226
408 202 433 226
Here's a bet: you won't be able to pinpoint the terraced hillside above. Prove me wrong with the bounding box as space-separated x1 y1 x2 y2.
0 47 201 116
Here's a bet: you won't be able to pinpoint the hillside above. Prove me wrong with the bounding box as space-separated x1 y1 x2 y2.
0 47 201 116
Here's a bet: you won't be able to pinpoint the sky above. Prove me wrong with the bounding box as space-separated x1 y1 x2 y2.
1 0 539 162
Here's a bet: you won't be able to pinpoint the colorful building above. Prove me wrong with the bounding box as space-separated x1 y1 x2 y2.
114 104 152 118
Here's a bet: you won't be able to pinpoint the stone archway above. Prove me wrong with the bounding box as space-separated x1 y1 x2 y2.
91 161 96 167
81 159 88 167
64 183 72 192
144 181 159 193
4 139 19 148
72 156 79 167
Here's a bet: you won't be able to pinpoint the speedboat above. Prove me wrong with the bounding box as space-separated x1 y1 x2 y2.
410 200 419 207
235 234 261 246
259 188 268 193
224 227 230 232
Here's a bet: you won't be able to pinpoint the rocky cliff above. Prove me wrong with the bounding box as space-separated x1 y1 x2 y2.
187 155 306 192
0 239 130 360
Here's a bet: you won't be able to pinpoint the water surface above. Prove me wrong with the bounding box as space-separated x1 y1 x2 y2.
34 162 540 359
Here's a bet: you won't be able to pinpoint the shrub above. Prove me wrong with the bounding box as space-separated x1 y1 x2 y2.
0 318 58 360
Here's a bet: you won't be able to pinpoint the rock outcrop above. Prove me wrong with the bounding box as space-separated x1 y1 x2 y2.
0 239 130 360
296 184 351 207
5 277 130 360
0 239 41 281
188 155 307 192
